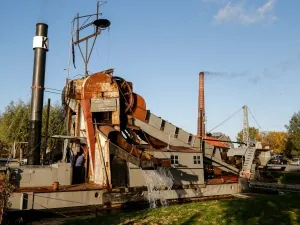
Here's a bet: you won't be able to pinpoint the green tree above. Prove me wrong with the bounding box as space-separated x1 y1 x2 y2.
285 111 300 157
0 100 66 157
0 100 30 156
237 126 261 143
44 102 66 154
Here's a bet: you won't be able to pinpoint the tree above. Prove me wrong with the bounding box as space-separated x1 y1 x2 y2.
285 111 300 157
0 100 66 157
237 126 261 143
262 131 288 154
0 100 30 149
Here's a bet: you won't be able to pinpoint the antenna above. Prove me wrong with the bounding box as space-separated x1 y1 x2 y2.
70 1 111 77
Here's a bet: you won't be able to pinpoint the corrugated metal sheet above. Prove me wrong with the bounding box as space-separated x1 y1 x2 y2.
91 98 117 112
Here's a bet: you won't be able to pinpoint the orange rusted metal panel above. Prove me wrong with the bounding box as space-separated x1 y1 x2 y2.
81 99 96 176
99 126 117 137
144 133 168 148
160 159 171 168
65 79 85 100
132 93 147 121
204 136 229 149
82 72 119 99
101 127 154 162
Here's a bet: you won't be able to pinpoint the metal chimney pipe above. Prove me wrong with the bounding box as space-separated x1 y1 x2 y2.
197 72 205 138
27 23 49 165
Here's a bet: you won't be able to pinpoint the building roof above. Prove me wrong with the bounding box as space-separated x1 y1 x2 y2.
204 136 230 149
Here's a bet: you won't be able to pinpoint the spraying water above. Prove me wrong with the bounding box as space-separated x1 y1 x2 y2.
142 167 174 208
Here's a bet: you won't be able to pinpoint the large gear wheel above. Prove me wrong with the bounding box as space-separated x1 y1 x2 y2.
113 76 134 113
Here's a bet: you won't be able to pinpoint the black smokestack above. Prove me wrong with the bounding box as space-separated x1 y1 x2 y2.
28 23 49 165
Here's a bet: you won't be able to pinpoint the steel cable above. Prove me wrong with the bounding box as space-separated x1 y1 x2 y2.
208 107 243 133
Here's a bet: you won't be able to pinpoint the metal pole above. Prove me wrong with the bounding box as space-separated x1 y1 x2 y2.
28 23 49 165
85 40 88 76
43 98 51 163
13 142 16 158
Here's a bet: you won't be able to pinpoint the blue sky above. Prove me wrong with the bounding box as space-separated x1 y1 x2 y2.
0 0 299 141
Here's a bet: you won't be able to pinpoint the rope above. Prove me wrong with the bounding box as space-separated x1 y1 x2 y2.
208 107 243 133
45 90 61 95
248 107 263 132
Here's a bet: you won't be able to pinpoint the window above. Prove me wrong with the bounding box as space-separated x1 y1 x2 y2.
193 155 201 164
174 127 179 138
171 155 179 165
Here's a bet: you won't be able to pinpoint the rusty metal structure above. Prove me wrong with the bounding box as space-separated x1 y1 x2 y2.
5 3 248 218
59 3 244 188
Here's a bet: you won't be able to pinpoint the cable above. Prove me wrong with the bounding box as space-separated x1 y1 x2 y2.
248 107 263 132
106 29 111 68
46 87 63 92
45 90 62 95
208 107 243 133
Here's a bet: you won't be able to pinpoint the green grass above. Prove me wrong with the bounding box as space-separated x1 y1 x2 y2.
61 194 300 225
278 172 300 185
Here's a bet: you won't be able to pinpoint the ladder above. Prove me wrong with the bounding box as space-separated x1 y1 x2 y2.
242 147 256 174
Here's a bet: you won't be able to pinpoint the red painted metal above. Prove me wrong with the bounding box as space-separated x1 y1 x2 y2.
81 99 96 176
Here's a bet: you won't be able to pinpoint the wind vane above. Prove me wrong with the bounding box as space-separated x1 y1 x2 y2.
69 1 111 77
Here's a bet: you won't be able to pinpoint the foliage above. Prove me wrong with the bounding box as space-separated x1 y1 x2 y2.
62 194 300 225
261 131 288 154
0 100 66 157
277 172 300 185
285 111 300 157
0 100 30 152
0 173 15 212
43 102 66 153
236 126 260 143
236 127 288 154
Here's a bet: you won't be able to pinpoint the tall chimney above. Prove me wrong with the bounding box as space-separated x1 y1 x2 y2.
197 72 205 138
28 23 49 165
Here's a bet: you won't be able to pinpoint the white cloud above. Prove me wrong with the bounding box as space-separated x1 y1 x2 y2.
212 0 277 25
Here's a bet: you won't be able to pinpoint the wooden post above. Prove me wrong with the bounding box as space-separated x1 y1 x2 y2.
43 98 51 163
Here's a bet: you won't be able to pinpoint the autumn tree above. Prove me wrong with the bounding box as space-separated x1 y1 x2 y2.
237 126 261 143
262 131 288 154
285 111 300 157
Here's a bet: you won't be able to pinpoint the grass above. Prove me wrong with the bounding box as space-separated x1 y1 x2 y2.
277 172 300 185
61 194 300 225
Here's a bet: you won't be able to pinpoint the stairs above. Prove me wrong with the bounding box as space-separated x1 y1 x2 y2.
242 147 256 173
